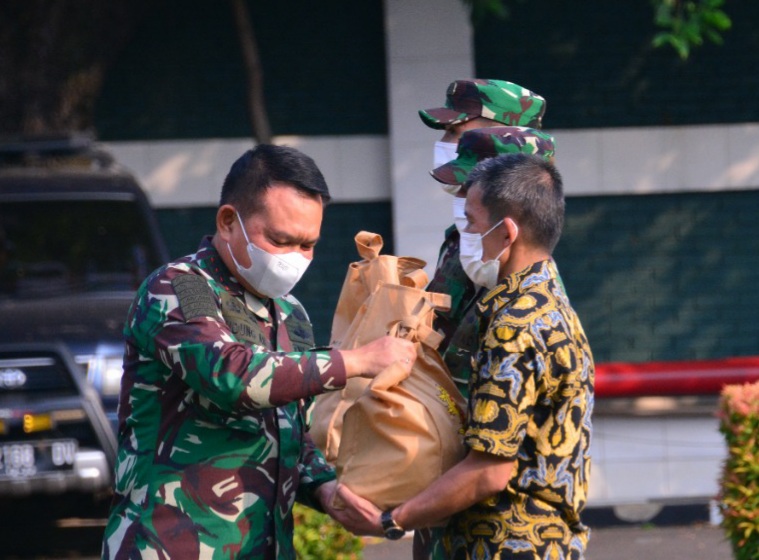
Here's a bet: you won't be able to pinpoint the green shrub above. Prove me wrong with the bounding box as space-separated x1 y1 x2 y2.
293 503 364 560
718 380 759 559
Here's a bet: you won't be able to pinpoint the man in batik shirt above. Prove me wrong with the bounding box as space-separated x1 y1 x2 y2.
341 153 594 559
101 145 416 560
417 126 557 560
414 80 548 560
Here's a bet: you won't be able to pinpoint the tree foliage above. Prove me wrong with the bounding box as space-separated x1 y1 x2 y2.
0 0 150 136
464 0 732 59
652 0 732 59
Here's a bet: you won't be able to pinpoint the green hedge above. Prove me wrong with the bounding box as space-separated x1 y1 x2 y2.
293 503 363 560
718 381 759 559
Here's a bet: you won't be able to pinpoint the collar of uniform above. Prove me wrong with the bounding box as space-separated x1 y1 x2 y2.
195 236 294 323
444 223 458 239
244 291 271 321
477 259 557 319
195 236 245 296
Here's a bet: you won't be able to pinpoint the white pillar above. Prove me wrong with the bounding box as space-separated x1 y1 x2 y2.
383 0 474 273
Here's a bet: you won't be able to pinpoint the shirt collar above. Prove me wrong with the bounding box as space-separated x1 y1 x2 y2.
477 259 558 319
196 235 241 293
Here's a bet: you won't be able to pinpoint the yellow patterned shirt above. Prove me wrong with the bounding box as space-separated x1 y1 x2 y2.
444 259 594 560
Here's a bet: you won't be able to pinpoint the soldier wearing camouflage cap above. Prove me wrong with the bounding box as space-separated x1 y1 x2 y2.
432 126 556 187
422 79 546 174
420 79 546 130
414 124 556 560
101 145 416 559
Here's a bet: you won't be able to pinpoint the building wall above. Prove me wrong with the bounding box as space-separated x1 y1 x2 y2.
100 0 759 363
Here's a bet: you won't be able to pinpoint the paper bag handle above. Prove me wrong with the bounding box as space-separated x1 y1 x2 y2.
400 268 428 289
354 231 383 261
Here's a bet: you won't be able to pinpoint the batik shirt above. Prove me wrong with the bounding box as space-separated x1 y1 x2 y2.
443 259 594 560
101 237 345 560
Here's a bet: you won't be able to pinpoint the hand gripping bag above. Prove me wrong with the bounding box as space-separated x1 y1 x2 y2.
334 310 467 511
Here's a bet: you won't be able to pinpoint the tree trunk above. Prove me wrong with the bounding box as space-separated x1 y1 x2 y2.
229 0 272 145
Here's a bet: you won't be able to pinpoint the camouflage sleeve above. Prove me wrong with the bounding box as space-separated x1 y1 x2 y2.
295 433 337 511
128 264 347 412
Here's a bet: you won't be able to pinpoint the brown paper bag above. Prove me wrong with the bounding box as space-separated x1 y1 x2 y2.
334 314 467 511
312 281 450 461
329 231 427 348
310 232 430 461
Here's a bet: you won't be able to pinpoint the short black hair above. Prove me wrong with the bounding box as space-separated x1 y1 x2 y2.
465 153 564 252
219 144 331 216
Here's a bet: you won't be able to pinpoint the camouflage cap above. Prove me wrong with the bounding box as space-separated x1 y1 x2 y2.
430 126 556 185
419 79 546 130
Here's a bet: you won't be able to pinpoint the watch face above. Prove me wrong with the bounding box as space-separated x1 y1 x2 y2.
385 527 405 541
381 510 405 540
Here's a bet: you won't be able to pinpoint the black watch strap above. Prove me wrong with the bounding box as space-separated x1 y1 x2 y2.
380 509 405 540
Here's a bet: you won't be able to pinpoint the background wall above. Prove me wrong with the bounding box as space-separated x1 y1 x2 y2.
99 0 759 360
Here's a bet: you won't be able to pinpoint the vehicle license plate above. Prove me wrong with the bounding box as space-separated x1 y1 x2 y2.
0 440 77 479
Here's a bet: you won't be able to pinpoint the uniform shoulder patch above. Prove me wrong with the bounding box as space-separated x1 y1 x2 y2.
172 274 218 321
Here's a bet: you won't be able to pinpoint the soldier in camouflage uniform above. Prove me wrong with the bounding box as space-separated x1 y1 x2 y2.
420 79 547 364
341 153 594 560
101 145 416 560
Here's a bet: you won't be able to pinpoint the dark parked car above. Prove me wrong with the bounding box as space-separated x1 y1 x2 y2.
0 135 169 500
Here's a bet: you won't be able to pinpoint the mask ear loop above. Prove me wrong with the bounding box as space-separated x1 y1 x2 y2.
503 217 519 246
235 210 253 245
492 218 519 261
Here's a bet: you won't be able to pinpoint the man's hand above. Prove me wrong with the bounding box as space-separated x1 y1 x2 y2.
340 336 417 379
325 484 384 536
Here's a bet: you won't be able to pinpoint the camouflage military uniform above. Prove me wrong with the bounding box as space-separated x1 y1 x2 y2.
427 225 481 398
443 259 594 559
101 237 344 560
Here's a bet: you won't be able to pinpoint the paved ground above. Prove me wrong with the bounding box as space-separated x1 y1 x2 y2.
363 522 733 560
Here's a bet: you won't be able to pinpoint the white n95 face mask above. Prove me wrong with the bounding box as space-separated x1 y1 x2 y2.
228 211 311 299
452 197 467 233
434 141 464 195
458 221 509 290
433 141 458 168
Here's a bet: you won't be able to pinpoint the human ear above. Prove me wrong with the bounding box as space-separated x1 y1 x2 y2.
504 217 519 245
216 205 238 242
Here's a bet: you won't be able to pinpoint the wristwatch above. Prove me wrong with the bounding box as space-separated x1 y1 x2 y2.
380 509 405 540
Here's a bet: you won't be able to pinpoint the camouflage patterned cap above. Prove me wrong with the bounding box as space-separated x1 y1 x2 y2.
419 79 546 130
430 126 556 185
